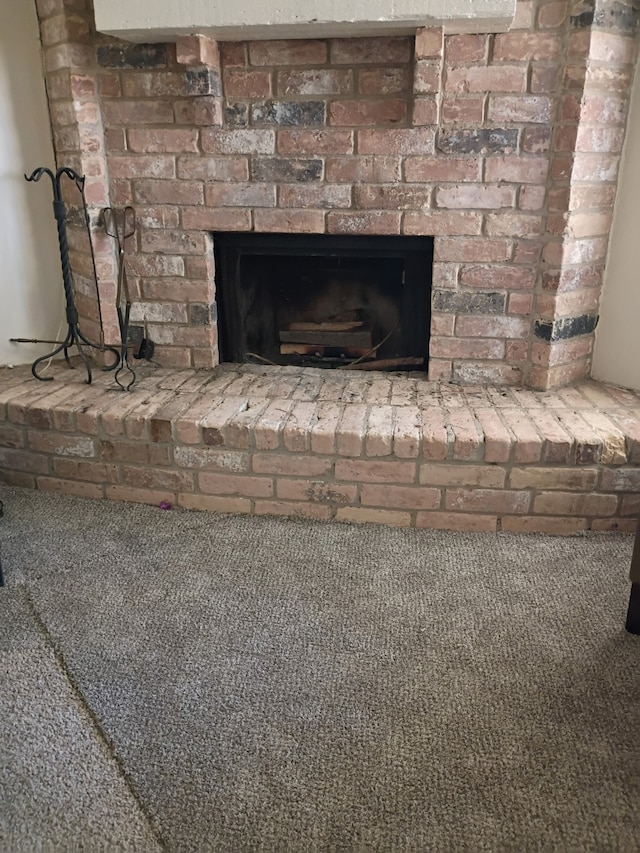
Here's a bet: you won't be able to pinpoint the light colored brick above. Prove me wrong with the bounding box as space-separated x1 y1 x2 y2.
509 467 598 491
37 477 104 500
173 447 249 472
336 507 411 527
199 471 273 498
501 516 588 534
446 488 530 514
28 432 95 458
420 409 449 460
335 459 416 483
276 478 356 504
420 464 505 488
255 500 332 520
533 492 618 517
179 494 251 514
105 485 176 505
393 407 422 458
336 404 368 456
416 511 497 531
365 406 395 457
283 403 317 452
360 484 440 510
253 400 295 450
310 403 343 455
471 407 512 463
252 454 331 476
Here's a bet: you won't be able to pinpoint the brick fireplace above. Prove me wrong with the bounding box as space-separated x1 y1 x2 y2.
35 0 639 390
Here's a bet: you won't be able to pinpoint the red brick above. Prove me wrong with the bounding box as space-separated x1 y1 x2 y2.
220 43 247 67
38 477 104 500
359 67 410 95
412 98 438 126
404 157 480 182
103 100 174 125
415 28 443 60
279 185 351 209
177 156 249 181
133 180 204 206
205 182 275 207
201 129 275 154
0 447 49 474
329 100 407 127
416 512 497 532
175 34 220 66
224 69 272 98
278 130 353 155
278 69 353 96
441 97 485 123
327 212 401 235
430 337 505 360
330 37 411 65
519 186 546 211
537 1 567 28
485 213 542 238
488 157 549 184
445 34 488 62
502 516 588 534
414 62 440 94
434 238 511 263
182 208 251 231
325 156 401 183
460 265 535 289
445 66 527 94
488 96 552 124
355 185 432 209
493 32 561 60
254 209 325 233
436 185 516 209
404 211 482 236
358 128 435 155
250 40 327 66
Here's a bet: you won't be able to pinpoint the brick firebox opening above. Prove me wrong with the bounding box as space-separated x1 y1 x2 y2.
213 232 433 371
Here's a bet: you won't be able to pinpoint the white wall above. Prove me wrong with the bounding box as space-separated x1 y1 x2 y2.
592 59 640 391
0 0 64 366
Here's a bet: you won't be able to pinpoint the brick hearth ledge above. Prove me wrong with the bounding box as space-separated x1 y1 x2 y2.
1 362 639 534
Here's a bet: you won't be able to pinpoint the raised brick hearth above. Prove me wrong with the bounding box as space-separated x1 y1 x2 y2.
34 0 640 390
1 362 639 533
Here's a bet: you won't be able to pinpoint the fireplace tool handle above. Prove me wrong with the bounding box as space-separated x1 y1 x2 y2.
22 166 119 384
103 206 137 391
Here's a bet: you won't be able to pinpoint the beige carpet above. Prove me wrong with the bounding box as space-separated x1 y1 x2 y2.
0 485 638 851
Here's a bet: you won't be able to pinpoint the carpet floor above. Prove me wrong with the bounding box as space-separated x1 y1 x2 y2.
0 485 638 851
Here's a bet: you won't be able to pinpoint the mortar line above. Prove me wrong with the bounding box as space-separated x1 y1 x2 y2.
22 587 167 851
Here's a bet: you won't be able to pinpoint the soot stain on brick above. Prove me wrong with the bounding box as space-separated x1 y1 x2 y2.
534 313 599 341
251 100 326 127
433 291 506 315
594 0 640 33
250 158 323 182
570 0 595 27
437 128 519 155
185 69 222 97
225 102 249 128
97 44 168 69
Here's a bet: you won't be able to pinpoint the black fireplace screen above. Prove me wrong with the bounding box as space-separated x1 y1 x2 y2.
213 233 433 370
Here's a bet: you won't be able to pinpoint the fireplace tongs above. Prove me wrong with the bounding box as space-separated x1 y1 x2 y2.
103 206 137 391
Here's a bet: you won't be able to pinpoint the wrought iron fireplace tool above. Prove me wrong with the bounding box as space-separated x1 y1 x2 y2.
19 166 119 383
103 206 137 391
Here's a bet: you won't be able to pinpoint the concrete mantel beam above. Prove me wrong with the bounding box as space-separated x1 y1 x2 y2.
93 0 516 42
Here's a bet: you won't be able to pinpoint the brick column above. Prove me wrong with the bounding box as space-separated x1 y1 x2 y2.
531 0 639 389
35 0 118 350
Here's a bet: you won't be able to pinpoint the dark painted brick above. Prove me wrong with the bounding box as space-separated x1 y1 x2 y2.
251 100 326 127
225 102 249 128
594 0 639 33
185 68 222 97
97 44 169 69
251 158 323 182
534 313 599 341
437 128 519 155
433 290 506 315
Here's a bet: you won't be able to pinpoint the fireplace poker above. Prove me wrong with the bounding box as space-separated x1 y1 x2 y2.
103 206 137 391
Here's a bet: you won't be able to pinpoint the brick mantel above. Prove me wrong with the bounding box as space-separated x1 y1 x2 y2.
35 0 640 389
